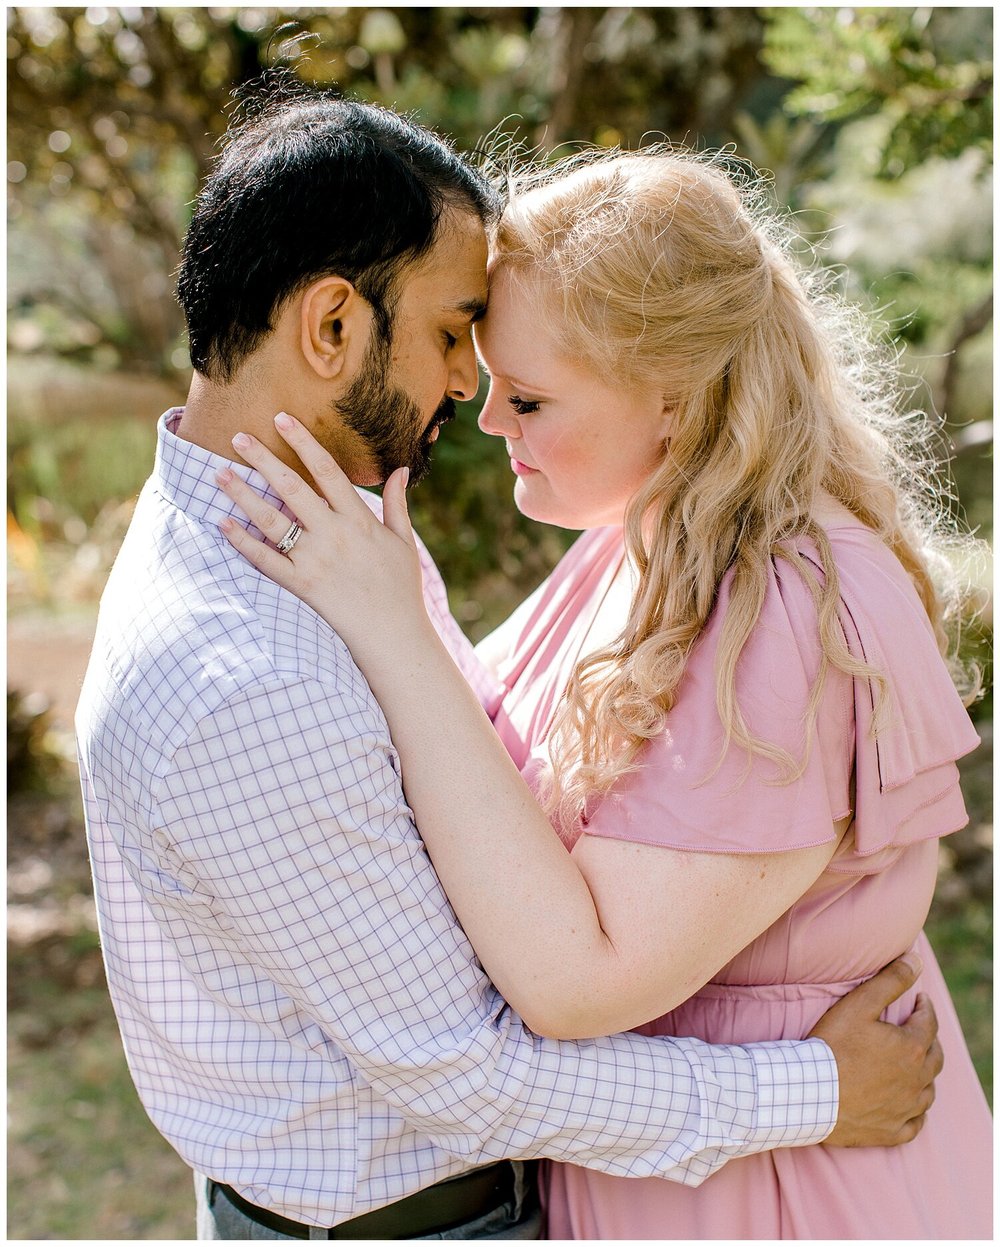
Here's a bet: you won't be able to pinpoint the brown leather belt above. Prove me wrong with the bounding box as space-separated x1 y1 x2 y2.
209 1160 521 1239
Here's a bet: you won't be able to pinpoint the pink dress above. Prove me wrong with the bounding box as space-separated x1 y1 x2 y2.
489 523 992 1240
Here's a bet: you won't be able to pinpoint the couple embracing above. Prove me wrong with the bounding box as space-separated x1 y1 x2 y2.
77 82 991 1240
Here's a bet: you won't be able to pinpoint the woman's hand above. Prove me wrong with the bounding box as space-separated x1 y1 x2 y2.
216 412 427 653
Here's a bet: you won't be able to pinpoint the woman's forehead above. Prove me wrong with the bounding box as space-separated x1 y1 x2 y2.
484 260 552 312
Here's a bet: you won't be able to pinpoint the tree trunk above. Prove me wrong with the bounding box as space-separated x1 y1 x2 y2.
535 8 604 149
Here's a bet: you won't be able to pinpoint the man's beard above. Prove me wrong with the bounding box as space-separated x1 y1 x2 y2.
334 330 455 485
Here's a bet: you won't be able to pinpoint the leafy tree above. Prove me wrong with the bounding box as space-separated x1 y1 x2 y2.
8 7 779 373
7 6 992 617
763 6 992 175
7 7 264 369
763 7 992 443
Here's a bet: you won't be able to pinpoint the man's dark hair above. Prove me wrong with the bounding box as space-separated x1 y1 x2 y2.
177 79 500 381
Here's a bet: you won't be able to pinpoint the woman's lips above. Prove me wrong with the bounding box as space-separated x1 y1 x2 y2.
510 457 538 476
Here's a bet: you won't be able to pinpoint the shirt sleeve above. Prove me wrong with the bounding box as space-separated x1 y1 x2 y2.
146 674 837 1184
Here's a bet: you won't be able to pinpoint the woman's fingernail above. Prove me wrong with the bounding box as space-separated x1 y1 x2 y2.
274 412 294 431
216 468 233 485
401 466 410 487
220 518 234 533
232 433 251 451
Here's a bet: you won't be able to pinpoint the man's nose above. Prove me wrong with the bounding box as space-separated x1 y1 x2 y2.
447 336 480 403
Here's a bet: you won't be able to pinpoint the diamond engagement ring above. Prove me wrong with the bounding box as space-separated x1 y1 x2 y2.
275 521 304 555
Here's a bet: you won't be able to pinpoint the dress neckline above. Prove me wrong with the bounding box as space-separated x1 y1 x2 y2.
535 543 627 747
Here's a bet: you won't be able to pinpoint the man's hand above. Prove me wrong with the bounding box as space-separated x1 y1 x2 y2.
810 953 942 1147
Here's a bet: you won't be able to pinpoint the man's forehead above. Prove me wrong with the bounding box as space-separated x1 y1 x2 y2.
397 267 487 326
433 205 487 258
408 215 489 307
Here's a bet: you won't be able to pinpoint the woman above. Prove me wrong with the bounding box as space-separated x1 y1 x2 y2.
218 150 991 1238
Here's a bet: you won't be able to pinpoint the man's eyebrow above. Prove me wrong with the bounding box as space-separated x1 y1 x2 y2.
445 297 488 322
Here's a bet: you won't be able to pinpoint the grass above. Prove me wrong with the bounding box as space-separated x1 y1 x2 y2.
8 932 196 1240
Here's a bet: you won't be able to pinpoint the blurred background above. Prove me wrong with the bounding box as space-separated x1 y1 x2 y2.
7 7 992 1239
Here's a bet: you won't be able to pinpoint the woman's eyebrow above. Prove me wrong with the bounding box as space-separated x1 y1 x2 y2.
491 370 552 394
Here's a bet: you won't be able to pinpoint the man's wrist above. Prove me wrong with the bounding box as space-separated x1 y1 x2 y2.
746 1037 839 1148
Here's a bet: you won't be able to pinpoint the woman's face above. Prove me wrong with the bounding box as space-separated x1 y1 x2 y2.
475 265 671 530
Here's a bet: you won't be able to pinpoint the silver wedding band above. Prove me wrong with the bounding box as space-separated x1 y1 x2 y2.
276 520 303 555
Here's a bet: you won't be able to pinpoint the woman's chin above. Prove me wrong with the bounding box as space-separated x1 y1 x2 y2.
512 480 585 530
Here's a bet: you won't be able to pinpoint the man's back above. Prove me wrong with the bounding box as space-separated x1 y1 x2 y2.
78 411 506 1220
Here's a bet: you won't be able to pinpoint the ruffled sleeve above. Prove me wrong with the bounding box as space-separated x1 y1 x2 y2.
581 525 979 873
826 527 980 868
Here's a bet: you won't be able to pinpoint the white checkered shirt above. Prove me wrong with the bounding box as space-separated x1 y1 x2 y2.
75 409 839 1228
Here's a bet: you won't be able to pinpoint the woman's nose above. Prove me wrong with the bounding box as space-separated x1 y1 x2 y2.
478 387 519 438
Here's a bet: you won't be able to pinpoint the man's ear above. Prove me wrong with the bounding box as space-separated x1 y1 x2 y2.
299 276 370 380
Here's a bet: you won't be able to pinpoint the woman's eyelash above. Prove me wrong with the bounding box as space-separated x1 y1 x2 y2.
508 396 540 415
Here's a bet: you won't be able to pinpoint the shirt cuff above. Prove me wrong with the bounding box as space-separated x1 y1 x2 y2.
747 1037 839 1147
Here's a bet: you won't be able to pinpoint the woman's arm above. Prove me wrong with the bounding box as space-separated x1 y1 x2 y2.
219 417 840 1039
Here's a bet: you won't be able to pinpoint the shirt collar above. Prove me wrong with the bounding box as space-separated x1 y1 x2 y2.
153 407 293 535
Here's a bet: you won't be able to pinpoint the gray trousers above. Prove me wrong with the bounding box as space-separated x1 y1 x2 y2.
194 1167 543 1240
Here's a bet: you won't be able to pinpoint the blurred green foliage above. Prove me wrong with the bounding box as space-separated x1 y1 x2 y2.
7 5 993 630
8 690 64 796
763 7 992 176
761 10 993 563
926 897 994 1103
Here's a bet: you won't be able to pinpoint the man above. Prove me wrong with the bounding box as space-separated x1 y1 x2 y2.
77 83 940 1241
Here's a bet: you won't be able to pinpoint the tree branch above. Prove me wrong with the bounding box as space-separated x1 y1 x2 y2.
939 292 993 420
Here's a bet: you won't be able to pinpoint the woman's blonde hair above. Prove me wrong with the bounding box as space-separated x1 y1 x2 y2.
491 147 981 832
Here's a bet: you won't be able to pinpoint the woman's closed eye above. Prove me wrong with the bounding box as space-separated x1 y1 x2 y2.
508 395 541 415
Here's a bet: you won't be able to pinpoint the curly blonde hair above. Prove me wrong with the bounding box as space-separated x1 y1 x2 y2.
491 148 981 832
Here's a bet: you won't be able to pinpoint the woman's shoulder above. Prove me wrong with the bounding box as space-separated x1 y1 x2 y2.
585 513 978 864
728 510 937 664
777 514 980 860
777 516 944 689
